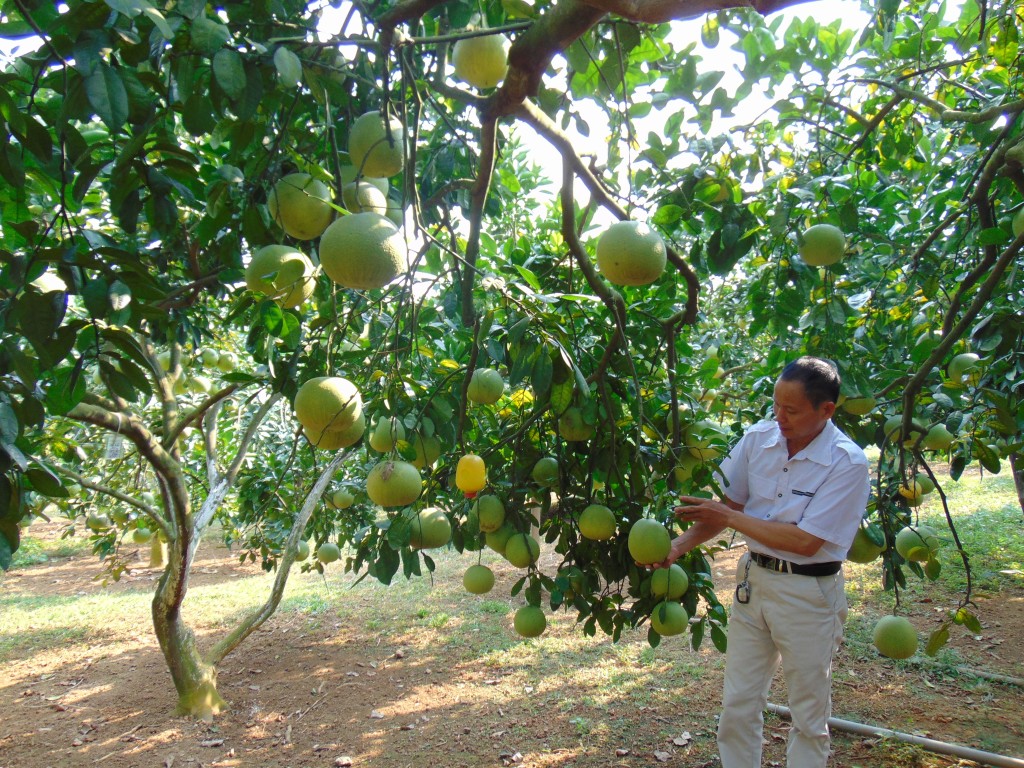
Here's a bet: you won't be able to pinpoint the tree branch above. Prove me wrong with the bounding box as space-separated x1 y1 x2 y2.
577 0 818 23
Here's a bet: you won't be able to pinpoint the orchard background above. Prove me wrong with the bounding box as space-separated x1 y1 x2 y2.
0 0 1022 726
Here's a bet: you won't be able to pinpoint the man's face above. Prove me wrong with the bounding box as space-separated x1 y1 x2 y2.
772 379 835 449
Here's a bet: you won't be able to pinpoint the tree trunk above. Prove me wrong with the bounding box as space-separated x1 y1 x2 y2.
1010 452 1024 517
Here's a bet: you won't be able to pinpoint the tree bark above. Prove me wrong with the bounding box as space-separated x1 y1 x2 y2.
1010 452 1024 516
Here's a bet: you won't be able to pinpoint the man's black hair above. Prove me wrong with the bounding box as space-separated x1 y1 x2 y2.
779 356 840 407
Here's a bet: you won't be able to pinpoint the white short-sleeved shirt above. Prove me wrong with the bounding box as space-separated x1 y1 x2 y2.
718 419 870 564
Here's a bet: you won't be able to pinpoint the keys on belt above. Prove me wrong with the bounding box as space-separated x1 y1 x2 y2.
750 552 842 576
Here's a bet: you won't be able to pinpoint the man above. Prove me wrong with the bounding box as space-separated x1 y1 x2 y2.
664 356 869 767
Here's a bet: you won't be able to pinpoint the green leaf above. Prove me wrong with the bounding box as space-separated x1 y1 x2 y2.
954 608 983 634
140 5 174 39
710 622 727 652
273 46 303 89
45 365 88 416
924 625 950 656
0 521 18 571
25 465 66 496
213 49 246 100
84 65 129 132
550 379 573 416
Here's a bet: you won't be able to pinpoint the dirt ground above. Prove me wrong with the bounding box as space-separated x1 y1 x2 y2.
1 527 1022 768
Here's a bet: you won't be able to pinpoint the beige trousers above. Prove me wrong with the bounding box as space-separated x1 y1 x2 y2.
717 553 847 768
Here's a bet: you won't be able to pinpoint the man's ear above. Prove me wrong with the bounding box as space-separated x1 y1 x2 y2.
822 401 837 419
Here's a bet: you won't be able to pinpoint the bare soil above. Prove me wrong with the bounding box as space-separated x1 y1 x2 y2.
1 525 1022 768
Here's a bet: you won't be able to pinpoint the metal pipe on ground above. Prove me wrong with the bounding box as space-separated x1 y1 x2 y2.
766 702 1024 768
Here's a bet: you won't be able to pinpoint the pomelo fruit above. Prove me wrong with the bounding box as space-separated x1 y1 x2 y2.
463 564 495 594
467 367 504 404
558 407 595 442
342 180 388 215
531 456 559 487
216 352 237 372
872 615 918 659
948 352 981 383
348 111 405 178
685 420 727 461
1012 208 1024 238
452 32 510 89
408 506 451 549
332 488 355 509
132 526 153 544
846 526 885 563
596 220 667 287
841 396 876 416
244 245 317 308
319 212 407 291
456 454 487 497
504 533 540 568
650 600 688 637
513 605 546 638
199 348 220 366
316 541 341 563
628 519 671 565
798 223 846 267
410 432 442 469
294 376 363 434
921 424 955 451
303 411 366 450
339 165 389 194
368 415 406 453
650 563 689 599
268 172 333 240
366 460 422 507
472 494 506 533
485 521 516 554
294 540 310 561
894 525 940 562
578 503 616 541
86 512 111 532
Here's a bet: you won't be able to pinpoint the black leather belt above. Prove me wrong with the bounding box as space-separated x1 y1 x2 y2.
750 552 842 576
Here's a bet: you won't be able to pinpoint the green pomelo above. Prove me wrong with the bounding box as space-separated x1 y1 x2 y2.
467 367 504 404
342 181 388 215
596 220 667 287
578 503 616 541
894 525 940 562
558 407 595 442
872 615 918 659
504 533 540 568
332 488 355 509
319 212 407 291
348 111 405 178
531 456 559 487
650 563 689 599
948 352 980 382
294 376 363 434
685 420 727 461
408 506 451 549
473 494 506 533
798 223 846 267
485 522 516 555
628 519 671 565
452 32 510 89
245 245 316 309
304 412 366 450
365 460 422 507
294 540 310 561
410 432 442 469
846 527 885 564
463 564 495 594
650 600 688 637
841 396 876 416
368 415 406 453
513 605 546 638
268 172 333 240
1012 208 1024 238
921 424 955 451
316 542 341 563
132 527 153 544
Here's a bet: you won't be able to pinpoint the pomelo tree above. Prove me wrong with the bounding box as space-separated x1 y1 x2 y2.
1 0 1022 715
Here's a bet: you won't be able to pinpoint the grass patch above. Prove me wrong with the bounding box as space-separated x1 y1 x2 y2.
10 531 91 567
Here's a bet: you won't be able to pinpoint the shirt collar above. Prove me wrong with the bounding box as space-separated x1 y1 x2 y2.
761 420 836 465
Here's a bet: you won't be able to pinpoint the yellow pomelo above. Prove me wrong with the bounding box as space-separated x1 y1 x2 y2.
408 506 451 549
898 480 926 507
846 526 885 563
245 245 316 308
894 525 940 562
366 460 422 507
467 367 504 404
650 600 688 637
316 541 341 563
348 111 405 178
456 454 487 496
628 519 671 565
531 456 559 487
596 220 667 287
368 415 406 452
558 407 595 442
650 563 689 599
485 521 516 554
342 181 388 215
578 503 616 541
472 494 506 533
798 223 846 267
268 172 334 240
463 564 495 594
452 32 510 89
294 376 363 433
513 605 546 638
319 212 407 290
303 412 366 450
872 615 918 659
504 533 540 568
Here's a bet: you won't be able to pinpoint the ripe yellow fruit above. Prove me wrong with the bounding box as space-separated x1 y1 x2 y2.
368 415 406 453
846 526 885 563
513 605 546 638
463 564 495 594
531 456 559 487
303 411 366 450
578 503 616 541
650 563 689 599
628 519 671 565
467 367 504 404
472 494 506 533
558 407 595 442
452 32 510 89
319 212 407 290
456 454 487 496
596 220 667 286
504 533 540 568
342 181 388 215
294 376 363 434
366 460 422 507
316 541 341 563
244 245 317 308
650 600 688 637
348 111 405 178
872 615 918 659
408 506 452 549
268 173 334 240
798 223 846 267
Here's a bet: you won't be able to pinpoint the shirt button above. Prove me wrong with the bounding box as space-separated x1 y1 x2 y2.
783 468 788 472
777 493 783 497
